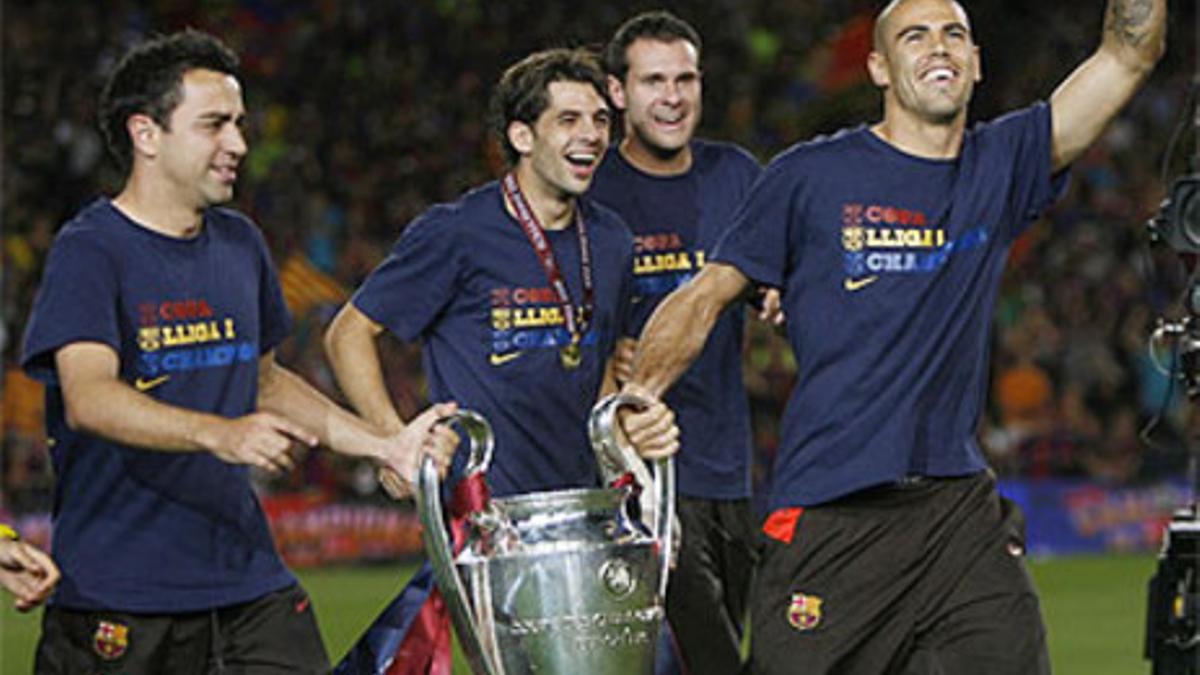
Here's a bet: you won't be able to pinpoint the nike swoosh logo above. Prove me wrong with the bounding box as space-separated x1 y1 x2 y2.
134 375 170 392
489 352 522 366
843 276 879 292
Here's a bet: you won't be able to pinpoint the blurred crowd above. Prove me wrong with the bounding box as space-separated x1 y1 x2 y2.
3 0 1197 514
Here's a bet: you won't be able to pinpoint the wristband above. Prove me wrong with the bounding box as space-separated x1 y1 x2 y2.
0 524 19 541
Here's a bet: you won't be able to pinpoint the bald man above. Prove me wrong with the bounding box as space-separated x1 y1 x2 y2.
622 0 1167 673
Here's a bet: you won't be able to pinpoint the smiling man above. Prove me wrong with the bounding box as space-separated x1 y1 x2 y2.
589 11 762 675
622 0 1168 673
324 49 679 672
325 47 677 502
21 29 458 674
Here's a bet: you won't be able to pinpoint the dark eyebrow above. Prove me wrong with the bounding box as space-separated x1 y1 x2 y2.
895 21 969 42
895 24 929 42
197 111 240 124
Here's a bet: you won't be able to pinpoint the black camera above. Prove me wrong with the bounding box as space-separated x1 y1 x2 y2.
1149 175 1200 253
1144 164 1200 675
1145 508 1200 674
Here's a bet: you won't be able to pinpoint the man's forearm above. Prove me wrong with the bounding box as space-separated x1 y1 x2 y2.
62 376 228 452
632 290 716 397
630 263 750 398
257 361 389 462
1049 0 1166 170
56 343 229 452
1103 0 1166 68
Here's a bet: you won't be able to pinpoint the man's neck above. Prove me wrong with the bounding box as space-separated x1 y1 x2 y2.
112 178 204 239
509 165 575 231
619 134 692 176
870 110 966 160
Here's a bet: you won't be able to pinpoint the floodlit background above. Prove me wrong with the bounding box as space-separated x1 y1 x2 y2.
2 1 1196 673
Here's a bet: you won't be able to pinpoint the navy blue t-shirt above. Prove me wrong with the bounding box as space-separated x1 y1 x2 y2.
351 181 634 497
590 140 761 499
21 199 295 612
714 103 1065 509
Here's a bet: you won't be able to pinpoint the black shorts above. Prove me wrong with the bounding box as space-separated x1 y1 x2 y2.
666 496 757 675
748 472 1050 675
34 584 330 674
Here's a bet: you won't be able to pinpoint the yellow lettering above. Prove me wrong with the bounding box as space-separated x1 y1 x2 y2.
864 228 948 249
513 307 563 328
866 229 892 247
634 252 694 274
160 321 230 347
224 318 236 339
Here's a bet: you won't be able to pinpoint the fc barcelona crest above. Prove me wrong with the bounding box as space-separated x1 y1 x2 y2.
787 592 823 631
93 620 129 661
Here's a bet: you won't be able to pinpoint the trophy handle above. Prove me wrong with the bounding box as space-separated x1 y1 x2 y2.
415 409 499 675
588 392 677 599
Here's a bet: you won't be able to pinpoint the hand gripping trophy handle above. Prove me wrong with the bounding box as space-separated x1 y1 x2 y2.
415 409 499 675
588 392 677 600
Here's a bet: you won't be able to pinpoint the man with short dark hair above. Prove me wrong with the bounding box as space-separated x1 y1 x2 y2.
326 47 678 499
325 47 679 673
591 11 762 674
624 0 1168 673
22 29 456 674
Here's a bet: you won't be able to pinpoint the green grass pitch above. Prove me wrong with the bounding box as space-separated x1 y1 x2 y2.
0 554 1160 674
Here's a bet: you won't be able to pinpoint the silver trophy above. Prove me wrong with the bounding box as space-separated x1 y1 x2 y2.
416 392 675 675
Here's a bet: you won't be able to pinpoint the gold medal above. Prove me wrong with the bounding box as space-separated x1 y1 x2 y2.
560 343 582 369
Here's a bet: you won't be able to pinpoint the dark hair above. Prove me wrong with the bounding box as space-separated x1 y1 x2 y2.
603 10 702 82
98 29 239 176
488 47 609 166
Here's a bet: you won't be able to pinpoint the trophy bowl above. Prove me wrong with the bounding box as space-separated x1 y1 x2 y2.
416 393 674 675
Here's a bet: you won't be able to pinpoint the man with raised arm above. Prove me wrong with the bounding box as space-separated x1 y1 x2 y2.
624 1 1167 673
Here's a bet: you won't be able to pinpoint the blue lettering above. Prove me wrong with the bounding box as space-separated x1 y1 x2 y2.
857 226 990 278
844 252 866 276
494 328 600 351
237 342 257 362
633 272 694 296
197 345 236 367
162 350 193 372
143 341 257 374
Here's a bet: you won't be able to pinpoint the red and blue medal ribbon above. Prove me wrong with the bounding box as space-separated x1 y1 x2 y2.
501 172 593 358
